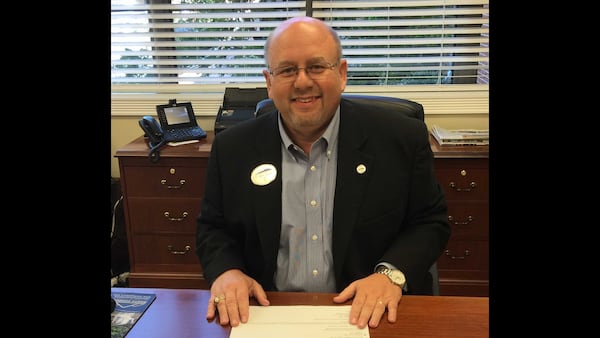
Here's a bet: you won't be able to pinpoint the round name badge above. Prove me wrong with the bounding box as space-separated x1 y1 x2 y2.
250 164 277 186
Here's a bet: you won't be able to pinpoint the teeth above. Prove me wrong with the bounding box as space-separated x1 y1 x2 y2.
297 98 312 102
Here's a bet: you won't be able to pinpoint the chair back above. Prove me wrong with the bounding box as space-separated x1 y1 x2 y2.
429 262 440 296
255 94 424 121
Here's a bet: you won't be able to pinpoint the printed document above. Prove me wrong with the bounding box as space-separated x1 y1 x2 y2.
229 305 370 338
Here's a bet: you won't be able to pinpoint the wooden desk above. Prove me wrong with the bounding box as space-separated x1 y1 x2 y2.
112 287 489 338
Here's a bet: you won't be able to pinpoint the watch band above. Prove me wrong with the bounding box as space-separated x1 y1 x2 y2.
376 265 406 289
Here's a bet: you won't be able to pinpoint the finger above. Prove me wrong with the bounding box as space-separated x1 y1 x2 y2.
386 299 399 324
206 296 217 321
223 292 241 327
333 283 356 304
216 305 230 326
250 283 270 306
215 296 231 326
356 298 378 329
368 299 387 328
235 288 250 324
348 293 366 326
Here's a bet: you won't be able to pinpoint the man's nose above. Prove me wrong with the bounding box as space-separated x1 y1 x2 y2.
293 68 314 85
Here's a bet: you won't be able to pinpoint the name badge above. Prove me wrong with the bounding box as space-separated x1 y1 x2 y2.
251 164 277 186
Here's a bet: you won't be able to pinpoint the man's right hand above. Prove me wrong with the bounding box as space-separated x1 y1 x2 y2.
206 269 270 326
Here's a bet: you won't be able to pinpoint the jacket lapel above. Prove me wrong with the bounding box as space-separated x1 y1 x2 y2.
332 104 373 280
252 113 283 270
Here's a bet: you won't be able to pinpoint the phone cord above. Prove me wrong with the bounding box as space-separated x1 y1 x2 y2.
148 139 166 163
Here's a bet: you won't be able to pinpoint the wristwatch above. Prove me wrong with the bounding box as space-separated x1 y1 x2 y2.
376 265 406 289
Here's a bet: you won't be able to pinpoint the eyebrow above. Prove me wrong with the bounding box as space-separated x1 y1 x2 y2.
272 57 329 68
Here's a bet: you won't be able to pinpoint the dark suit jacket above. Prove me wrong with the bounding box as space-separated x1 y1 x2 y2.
196 97 450 295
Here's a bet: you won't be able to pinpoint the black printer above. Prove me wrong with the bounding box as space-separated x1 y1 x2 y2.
214 87 269 134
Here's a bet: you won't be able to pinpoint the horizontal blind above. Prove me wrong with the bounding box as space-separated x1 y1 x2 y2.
111 0 306 85
313 0 489 85
111 0 488 88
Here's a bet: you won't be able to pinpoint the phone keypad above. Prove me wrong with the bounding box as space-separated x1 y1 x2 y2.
164 127 207 142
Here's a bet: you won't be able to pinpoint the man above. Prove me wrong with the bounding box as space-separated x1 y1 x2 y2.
196 16 450 329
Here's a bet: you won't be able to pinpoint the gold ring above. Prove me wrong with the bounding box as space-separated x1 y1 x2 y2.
214 295 225 304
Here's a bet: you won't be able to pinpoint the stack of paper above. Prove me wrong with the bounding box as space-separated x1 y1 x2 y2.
430 125 489 146
230 305 369 338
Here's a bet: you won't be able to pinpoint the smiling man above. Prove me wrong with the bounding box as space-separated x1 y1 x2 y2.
196 16 450 330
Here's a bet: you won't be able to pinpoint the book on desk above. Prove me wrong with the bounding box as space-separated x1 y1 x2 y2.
430 125 489 146
111 291 156 338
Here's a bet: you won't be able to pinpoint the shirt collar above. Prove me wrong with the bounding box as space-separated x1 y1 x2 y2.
278 106 340 155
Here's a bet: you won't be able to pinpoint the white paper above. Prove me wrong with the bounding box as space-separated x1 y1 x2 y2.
229 305 370 338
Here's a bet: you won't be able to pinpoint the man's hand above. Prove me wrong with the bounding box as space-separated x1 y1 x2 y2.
206 269 269 327
333 273 403 329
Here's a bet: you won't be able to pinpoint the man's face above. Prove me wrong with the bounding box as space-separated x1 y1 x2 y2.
262 20 347 137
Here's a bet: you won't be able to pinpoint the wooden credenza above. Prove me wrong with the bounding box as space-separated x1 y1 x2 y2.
115 133 488 296
115 133 215 289
430 136 489 296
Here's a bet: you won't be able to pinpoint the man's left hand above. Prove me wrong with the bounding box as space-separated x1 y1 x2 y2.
333 273 403 329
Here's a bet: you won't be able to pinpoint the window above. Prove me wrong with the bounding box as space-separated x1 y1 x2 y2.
111 0 489 116
313 1 489 86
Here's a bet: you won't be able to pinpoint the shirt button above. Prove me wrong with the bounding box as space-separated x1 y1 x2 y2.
310 200 317 206
310 165 316 171
311 234 318 241
312 269 318 276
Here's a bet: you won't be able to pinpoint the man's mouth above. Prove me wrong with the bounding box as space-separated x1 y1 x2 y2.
293 96 319 103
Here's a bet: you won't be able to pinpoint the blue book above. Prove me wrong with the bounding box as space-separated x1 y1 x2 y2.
111 291 156 338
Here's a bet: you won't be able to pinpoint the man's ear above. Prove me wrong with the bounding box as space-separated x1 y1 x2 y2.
262 69 272 91
338 59 348 91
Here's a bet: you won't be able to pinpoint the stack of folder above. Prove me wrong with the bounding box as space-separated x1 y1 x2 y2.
430 125 489 146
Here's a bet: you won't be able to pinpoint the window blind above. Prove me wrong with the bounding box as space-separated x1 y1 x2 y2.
111 0 488 88
111 0 307 85
313 0 489 85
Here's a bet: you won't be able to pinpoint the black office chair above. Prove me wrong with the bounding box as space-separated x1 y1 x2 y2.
254 93 425 121
255 94 440 295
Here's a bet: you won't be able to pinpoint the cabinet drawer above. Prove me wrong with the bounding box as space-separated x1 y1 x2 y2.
437 240 488 272
446 201 488 240
131 234 201 273
435 159 488 201
128 197 201 234
439 281 488 297
123 165 206 198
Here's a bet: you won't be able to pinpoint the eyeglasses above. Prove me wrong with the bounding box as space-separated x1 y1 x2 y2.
268 62 338 81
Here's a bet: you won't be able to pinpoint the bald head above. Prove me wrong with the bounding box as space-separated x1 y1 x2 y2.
264 17 342 66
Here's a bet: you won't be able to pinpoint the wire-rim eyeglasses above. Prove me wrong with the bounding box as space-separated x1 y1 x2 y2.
268 62 338 80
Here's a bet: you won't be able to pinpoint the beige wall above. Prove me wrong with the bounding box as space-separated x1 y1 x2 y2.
111 113 488 178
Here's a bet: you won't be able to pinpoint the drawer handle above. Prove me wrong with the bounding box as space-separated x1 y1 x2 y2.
161 179 186 189
164 211 188 221
449 181 476 192
168 245 191 255
444 249 471 260
448 215 473 225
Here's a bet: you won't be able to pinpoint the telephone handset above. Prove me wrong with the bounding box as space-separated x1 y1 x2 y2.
139 115 164 146
138 115 167 162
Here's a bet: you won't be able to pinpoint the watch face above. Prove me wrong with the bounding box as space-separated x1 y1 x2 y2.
390 270 406 285
377 267 405 287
